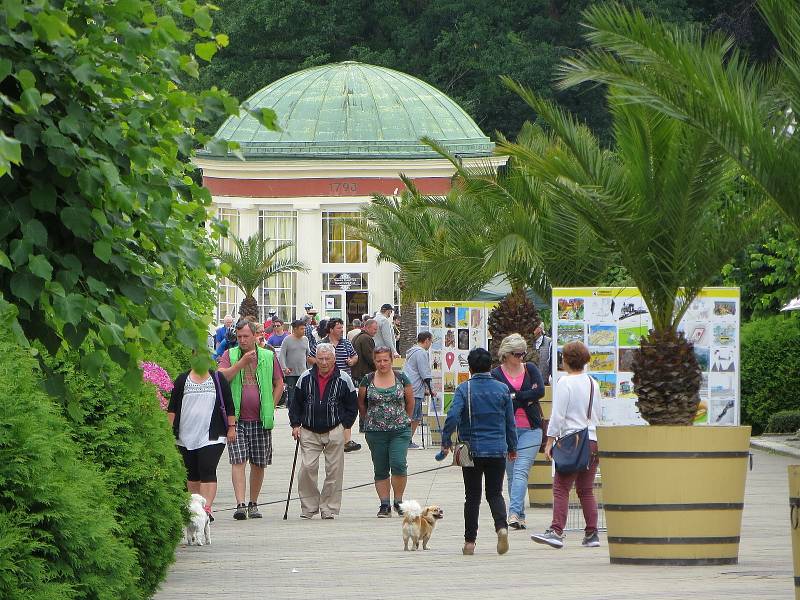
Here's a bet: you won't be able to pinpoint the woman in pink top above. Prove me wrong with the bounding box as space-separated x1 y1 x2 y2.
491 333 545 530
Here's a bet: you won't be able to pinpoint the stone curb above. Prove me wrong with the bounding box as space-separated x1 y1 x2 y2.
750 437 800 460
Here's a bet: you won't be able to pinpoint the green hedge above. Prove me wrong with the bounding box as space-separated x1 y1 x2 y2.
0 339 139 600
48 350 187 598
740 315 800 434
143 340 194 380
766 410 800 434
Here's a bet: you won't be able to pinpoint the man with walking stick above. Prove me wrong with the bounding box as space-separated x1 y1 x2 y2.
288 343 357 520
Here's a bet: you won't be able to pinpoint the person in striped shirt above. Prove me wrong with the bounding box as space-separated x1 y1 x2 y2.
310 317 360 451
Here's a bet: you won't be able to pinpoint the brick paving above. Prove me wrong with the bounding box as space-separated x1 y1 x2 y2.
154 410 797 599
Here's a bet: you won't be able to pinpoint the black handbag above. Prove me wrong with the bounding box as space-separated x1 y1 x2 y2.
551 376 594 475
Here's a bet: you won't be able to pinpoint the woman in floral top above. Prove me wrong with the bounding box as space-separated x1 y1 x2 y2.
358 346 415 517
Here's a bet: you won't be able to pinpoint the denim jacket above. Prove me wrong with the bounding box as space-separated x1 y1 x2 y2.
441 373 517 457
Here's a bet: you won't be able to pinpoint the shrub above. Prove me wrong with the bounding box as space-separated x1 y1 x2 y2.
766 410 800 434
0 338 139 600
47 350 187 598
740 315 800 434
143 341 194 380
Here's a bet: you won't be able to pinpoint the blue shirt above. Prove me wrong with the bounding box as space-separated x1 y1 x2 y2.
441 373 517 457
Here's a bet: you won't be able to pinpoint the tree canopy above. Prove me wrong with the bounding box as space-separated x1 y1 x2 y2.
194 0 774 141
0 0 274 381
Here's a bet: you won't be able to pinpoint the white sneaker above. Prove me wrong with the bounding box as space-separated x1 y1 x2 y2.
530 528 564 549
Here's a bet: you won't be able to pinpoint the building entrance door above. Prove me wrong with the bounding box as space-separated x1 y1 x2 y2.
345 291 368 329
321 290 369 330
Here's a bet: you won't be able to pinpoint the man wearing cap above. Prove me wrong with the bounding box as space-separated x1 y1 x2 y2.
374 304 399 358
303 304 318 353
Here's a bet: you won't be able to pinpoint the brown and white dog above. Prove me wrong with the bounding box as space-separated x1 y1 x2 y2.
400 500 444 551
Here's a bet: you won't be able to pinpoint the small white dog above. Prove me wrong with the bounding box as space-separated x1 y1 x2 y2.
186 493 211 546
400 500 444 551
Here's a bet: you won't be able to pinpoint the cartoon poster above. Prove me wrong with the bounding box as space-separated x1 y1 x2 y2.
552 287 740 427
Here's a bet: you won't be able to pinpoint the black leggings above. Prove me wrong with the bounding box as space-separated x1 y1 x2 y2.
178 443 225 482
462 457 508 543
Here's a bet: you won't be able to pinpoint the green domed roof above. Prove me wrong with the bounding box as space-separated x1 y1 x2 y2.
208 62 493 159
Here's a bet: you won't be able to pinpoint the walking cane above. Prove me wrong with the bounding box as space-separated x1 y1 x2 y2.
283 438 300 520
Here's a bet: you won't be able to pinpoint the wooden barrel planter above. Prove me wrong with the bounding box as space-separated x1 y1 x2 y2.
597 425 750 565
528 387 552 508
790 466 800 599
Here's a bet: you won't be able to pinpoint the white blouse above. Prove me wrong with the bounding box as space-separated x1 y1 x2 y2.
547 374 600 442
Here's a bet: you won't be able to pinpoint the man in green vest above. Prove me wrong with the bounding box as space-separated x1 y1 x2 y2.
219 319 284 520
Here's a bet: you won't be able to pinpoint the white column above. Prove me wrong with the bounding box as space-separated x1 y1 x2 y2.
295 203 321 316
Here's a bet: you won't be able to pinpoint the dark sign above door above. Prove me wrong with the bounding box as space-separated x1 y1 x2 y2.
324 272 368 290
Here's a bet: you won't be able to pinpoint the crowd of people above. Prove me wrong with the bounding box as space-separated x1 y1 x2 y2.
170 306 600 555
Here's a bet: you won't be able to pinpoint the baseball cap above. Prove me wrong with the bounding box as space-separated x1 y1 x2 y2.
380 303 394 312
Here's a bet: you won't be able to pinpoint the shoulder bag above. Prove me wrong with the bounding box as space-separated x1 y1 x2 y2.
452 381 475 468
551 375 594 475
211 371 229 424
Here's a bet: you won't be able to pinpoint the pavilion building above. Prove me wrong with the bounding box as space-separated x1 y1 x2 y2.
195 61 501 324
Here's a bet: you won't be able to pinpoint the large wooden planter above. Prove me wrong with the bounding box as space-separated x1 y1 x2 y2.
790 466 800 599
597 425 750 565
528 386 553 507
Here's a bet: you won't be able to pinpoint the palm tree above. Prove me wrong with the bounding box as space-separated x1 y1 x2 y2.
556 0 799 231
500 82 766 424
216 233 308 321
414 133 611 363
347 191 488 353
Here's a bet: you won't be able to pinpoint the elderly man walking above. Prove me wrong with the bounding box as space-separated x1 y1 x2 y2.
289 343 358 519
218 320 284 520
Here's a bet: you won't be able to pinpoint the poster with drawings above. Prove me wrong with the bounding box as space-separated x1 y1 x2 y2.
417 301 495 416
552 287 740 426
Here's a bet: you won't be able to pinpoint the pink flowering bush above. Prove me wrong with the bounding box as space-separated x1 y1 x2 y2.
141 361 174 410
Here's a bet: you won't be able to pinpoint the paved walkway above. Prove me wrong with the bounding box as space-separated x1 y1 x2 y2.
155 411 797 599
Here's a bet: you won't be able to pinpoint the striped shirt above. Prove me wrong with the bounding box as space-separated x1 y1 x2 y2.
311 336 357 374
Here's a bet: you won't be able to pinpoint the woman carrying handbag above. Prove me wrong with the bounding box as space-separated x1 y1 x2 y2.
440 348 518 556
530 341 601 549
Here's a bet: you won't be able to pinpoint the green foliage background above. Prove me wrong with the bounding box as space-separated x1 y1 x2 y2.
0 334 140 600
740 315 800 433
45 348 188 597
195 0 774 140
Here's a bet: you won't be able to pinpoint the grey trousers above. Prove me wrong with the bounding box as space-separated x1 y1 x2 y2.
297 424 345 516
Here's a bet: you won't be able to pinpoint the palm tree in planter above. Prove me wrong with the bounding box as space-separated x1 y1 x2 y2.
416 132 611 366
501 81 766 564
216 233 308 321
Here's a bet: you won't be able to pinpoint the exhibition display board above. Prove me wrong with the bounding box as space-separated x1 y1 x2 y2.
551 287 740 426
416 301 495 417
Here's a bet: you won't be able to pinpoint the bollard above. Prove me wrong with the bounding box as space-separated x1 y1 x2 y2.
790 466 800 599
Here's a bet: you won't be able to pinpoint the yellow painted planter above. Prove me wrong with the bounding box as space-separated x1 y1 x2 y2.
528 387 552 507
789 466 800 599
597 425 750 566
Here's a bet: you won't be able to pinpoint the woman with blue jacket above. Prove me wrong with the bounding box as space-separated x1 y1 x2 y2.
440 348 518 556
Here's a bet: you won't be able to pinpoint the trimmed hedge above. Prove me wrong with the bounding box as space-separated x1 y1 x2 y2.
48 350 187 598
0 339 139 600
740 315 800 434
766 410 800 434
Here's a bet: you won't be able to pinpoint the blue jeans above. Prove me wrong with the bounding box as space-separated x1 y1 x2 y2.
505 427 542 519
